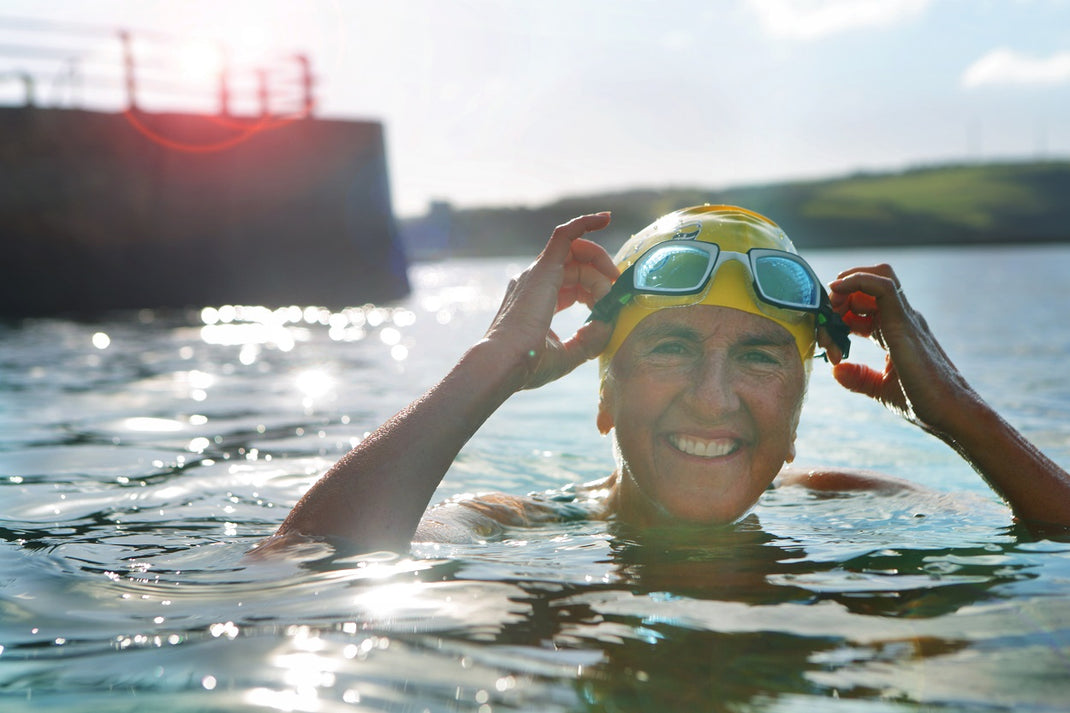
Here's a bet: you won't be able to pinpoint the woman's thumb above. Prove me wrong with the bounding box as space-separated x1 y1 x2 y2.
832 362 884 399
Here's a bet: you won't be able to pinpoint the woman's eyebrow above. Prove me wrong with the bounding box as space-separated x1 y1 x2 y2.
738 331 795 348
637 322 794 348
635 323 704 342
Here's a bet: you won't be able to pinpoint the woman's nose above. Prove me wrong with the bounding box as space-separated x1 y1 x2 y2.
684 352 740 420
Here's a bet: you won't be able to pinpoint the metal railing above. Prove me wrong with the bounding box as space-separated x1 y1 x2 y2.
0 15 313 117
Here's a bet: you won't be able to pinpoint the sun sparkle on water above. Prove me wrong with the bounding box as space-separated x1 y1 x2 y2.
295 368 334 400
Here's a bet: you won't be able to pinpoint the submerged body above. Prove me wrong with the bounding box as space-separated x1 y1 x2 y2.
412 468 924 546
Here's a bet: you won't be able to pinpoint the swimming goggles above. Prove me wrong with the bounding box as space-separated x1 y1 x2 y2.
589 241 851 357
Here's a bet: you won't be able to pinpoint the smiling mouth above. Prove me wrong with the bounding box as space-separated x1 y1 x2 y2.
668 434 740 458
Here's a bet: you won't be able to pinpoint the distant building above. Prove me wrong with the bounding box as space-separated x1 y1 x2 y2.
400 200 460 259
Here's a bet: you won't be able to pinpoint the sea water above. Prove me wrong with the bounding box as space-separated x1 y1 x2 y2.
2 245 1070 712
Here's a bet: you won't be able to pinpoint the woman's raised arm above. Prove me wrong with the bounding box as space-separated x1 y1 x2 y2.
827 265 1070 529
253 213 617 554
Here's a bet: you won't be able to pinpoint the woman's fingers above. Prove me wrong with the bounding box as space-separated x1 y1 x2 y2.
501 213 613 316
568 236 618 278
841 311 877 337
828 264 956 426
495 212 615 390
541 216 615 310
832 361 886 398
828 268 912 346
829 275 901 309
831 290 878 315
558 320 614 374
559 234 618 310
832 360 911 415
560 260 616 309
541 212 612 265
523 319 614 390
835 263 900 283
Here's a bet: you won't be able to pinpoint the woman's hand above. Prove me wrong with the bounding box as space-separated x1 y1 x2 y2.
826 264 975 433
484 212 618 391
826 263 1070 529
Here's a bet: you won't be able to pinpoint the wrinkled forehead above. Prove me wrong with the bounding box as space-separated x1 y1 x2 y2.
622 303 800 354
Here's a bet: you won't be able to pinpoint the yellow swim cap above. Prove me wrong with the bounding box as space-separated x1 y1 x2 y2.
598 205 817 378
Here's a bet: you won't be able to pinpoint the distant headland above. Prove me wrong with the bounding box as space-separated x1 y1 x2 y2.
401 159 1070 258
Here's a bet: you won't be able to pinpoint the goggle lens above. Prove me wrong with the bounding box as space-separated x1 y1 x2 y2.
752 253 820 309
635 244 715 294
633 243 819 309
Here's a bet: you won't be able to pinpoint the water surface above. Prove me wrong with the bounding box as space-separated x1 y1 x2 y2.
2 245 1070 712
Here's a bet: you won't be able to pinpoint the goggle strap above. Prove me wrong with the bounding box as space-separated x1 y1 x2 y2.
587 265 636 323
817 292 852 359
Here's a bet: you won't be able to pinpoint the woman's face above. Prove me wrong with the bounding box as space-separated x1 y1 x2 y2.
599 305 806 527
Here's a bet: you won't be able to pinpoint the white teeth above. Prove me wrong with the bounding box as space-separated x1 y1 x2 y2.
670 434 738 458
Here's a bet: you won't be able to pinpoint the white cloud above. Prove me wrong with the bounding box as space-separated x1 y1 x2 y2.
745 0 932 40
961 48 1070 88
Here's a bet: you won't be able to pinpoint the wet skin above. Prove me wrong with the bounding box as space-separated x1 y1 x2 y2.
599 305 806 527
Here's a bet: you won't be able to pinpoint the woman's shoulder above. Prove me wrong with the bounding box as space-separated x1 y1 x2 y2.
415 477 614 544
774 466 926 494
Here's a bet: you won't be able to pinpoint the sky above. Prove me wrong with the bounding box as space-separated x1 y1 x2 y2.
2 0 1069 217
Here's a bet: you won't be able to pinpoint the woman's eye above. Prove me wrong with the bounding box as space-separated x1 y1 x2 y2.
741 349 780 365
651 340 689 356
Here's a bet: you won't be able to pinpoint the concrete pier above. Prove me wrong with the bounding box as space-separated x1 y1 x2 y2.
0 106 409 318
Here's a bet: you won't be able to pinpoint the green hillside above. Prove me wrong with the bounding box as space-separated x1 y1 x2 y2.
403 160 1070 256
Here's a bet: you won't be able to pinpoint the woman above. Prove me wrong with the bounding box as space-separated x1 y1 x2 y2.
256 205 1070 555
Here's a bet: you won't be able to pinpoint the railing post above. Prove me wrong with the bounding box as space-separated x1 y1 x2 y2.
257 68 269 117
119 29 137 111
295 53 314 116
20 71 35 107
217 46 231 117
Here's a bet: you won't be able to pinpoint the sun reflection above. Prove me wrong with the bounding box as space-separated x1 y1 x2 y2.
365 309 386 328
351 582 444 622
123 417 185 433
200 322 300 351
244 686 320 712
239 343 260 365
188 436 211 454
198 303 417 357
392 309 416 327
295 369 334 400
243 627 340 713
172 369 216 402
209 621 240 639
